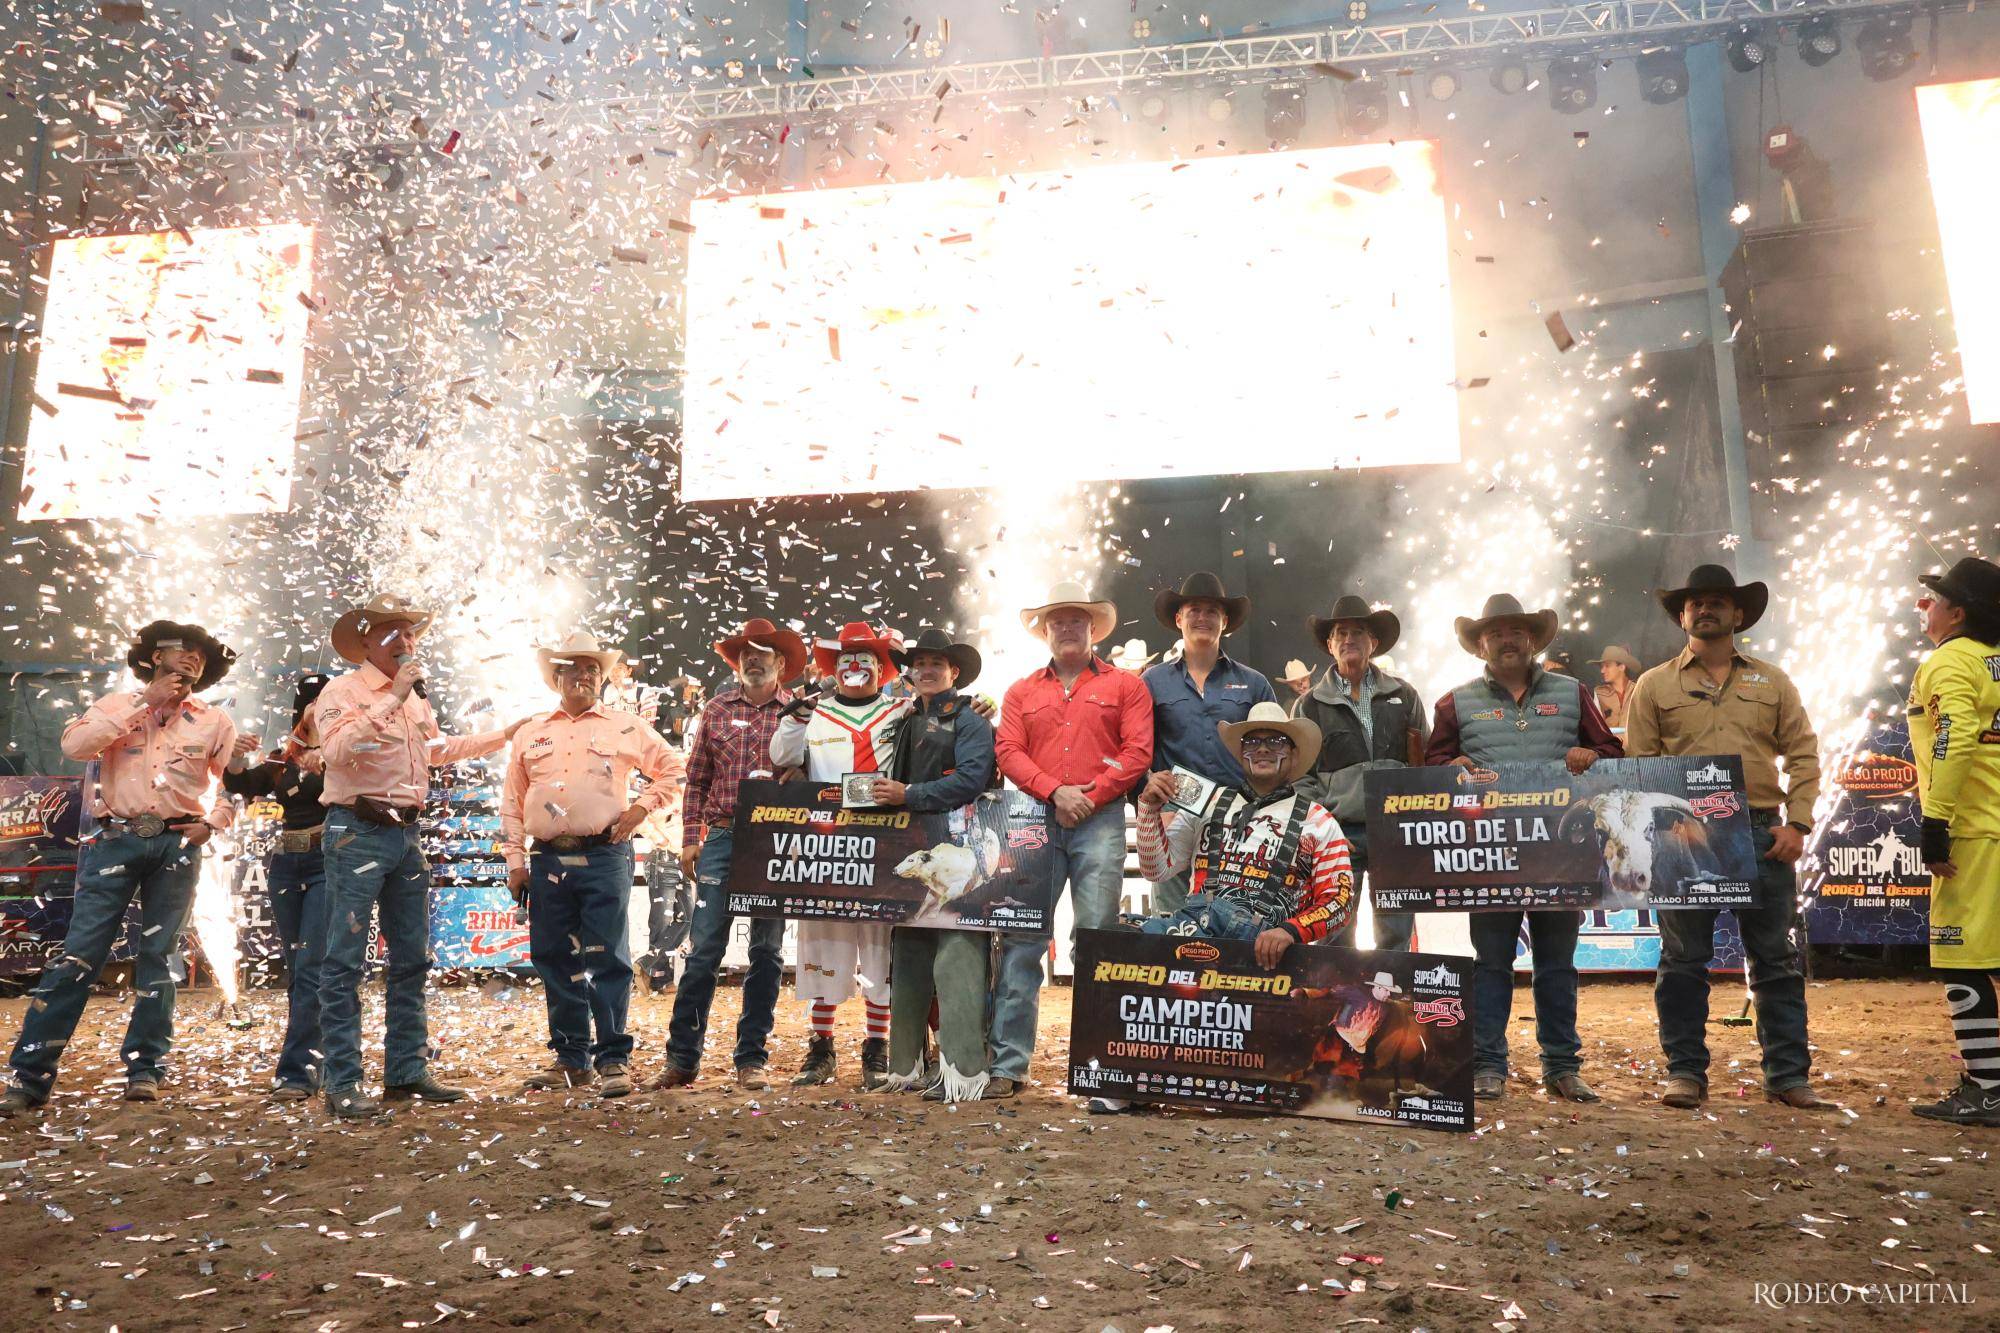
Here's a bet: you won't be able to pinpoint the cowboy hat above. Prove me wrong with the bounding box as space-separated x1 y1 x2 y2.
893 626 982 689
1455 593 1559 656
1920 556 2000 614
331 594 433 665
127 620 237 692
714 618 809 683
811 621 901 676
1217 701 1321 786
1366 971 1404 995
1109 637 1155 673
537 631 625 692
1154 571 1249 635
1280 658 1314 685
1587 645 1642 673
1658 564 1768 632
1020 581 1118 644
1309 595 1401 657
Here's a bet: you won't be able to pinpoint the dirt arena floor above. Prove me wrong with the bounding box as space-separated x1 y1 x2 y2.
1 975 1994 1331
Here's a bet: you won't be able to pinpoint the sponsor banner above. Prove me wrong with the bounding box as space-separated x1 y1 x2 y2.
1364 756 1760 912
726 780 1060 933
0 776 82 867
1801 720 1929 946
429 881 532 968
1066 929 1476 1133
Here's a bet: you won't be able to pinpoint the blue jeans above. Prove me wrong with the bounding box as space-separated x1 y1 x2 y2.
267 846 329 1089
990 801 1127 1081
528 841 636 1069
1139 895 1265 943
318 808 433 1092
8 829 200 1098
1469 908 1583 1080
666 827 785 1073
1654 816 1811 1092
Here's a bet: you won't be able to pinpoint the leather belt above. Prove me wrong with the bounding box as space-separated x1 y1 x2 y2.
336 799 421 828
101 814 170 838
532 829 615 854
275 825 325 854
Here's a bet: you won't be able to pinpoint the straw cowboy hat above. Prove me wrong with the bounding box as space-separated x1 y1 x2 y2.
127 620 237 692
537 631 624 691
1280 658 1314 686
714 617 809 683
1020 581 1118 644
1587 645 1642 674
330 594 433 665
1109 637 1155 673
1309 594 1401 657
1455 593 1560 656
1217 701 1321 786
892 626 982 689
1657 564 1768 632
1154 571 1250 635
811 620 901 676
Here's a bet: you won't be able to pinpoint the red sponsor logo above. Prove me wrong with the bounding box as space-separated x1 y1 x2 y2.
1835 753 1918 800
1453 766 1500 787
464 909 524 932
466 931 531 957
1007 825 1049 851
817 786 843 803
1534 703 1561 716
1412 996 1464 1028
1686 790 1742 820
1173 940 1222 963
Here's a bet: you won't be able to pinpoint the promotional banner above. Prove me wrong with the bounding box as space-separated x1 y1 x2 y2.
727 780 1059 932
1364 755 1760 912
1066 929 1476 1133
1801 721 1930 946
429 881 532 968
0 776 82 867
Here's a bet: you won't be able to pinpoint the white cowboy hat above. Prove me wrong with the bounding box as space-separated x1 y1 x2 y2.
1368 971 1404 994
537 631 625 691
1019 581 1118 645
1280 658 1313 684
1108 637 1154 672
1217 701 1321 786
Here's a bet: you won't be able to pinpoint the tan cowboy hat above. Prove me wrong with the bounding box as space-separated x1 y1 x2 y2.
1218 701 1321 785
714 618 810 683
1367 970 1404 995
1020 581 1118 644
1280 658 1313 685
1454 593 1559 656
331 594 434 665
1587 645 1642 673
537 631 624 691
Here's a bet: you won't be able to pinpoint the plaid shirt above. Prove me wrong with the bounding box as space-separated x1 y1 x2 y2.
682 683 795 852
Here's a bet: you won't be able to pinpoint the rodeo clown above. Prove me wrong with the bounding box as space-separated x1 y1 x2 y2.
1099 700 1359 1114
1907 556 2000 1126
871 627 1000 1102
771 621 913 1088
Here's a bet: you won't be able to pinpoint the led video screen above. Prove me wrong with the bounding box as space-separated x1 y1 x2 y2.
17 223 314 520
680 142 1459 501
1916 77 2000 425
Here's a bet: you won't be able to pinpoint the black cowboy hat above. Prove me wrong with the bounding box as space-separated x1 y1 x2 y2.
1455 594 1559 657
1658 564 1768 632
893 626 982 689
127 620 237 693
1154 571 1249 635
1920 556 2000 614
1309 594 1400 657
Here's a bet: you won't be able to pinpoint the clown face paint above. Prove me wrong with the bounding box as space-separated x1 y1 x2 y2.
835 651 881 697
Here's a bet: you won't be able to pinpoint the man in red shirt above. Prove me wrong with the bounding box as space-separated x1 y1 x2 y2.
990 582 1153 1092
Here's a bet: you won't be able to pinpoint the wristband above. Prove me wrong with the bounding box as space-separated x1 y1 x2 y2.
1785 820 1811 835
1919 816 1952 865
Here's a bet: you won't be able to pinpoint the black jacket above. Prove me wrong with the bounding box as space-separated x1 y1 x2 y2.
888 690 997 813
1290 667 1428 819
222 757 325 830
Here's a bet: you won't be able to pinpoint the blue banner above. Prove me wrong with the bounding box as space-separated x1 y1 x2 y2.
1800 720 1929 946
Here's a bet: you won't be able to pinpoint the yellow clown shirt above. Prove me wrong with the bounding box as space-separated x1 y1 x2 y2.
1907 633 2000 968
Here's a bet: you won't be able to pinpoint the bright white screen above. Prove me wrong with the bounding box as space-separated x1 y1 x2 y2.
18 223 314 520
1917 78 2000 425
680 142 1459 500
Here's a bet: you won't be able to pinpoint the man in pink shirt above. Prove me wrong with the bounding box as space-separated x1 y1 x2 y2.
3 621 243 1116
501 632 682 1099
313 595 525 1120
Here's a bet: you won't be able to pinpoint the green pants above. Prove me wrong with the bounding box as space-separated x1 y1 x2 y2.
886 926 990 1099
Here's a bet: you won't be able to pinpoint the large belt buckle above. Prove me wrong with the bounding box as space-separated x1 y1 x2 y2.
129 814 167 838
549 834 585 853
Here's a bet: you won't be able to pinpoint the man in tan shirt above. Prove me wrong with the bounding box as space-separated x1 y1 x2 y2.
501 633 681 1099
1624 565 1829 1113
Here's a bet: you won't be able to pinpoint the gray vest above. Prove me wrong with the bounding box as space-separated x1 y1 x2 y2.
1448 669 1585 765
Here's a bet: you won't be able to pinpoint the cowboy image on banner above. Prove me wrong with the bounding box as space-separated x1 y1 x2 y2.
1066 929 1476 1132
1363 754 1761 911
726 779 1060 932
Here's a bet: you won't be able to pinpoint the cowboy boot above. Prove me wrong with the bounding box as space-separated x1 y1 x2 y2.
792 1036 836 1086
859 1037 890 1091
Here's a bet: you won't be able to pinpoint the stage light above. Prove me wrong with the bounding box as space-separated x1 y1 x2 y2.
1637 49 1689 104
1264 82 1305 142
1347 1 1369 22
1547 58 1596 114
1917 77 2000 423
1132 18 1151 40
1205 94 1234 123
1138 92 1168 121
1797 14 1842 68
1856 16 1915 81
1340 80 1389 136
1725 26 1770 73
1426 68 1460 102
1491 61 1528 95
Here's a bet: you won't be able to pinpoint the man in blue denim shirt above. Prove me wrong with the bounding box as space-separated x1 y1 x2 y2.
1141 571 1275 915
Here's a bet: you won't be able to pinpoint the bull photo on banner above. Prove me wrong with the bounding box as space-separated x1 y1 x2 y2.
1066 929 1476 1133
726 779 1060 932
1363 755 1761 912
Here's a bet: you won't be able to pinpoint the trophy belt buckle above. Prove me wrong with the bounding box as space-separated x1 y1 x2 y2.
549 834 586 852
128 814 167 838
277 826 324 854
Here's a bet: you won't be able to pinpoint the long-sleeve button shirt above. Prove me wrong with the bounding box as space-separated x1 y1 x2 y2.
1908 635 2000 837
61 690 237 828
498 703 684 871
1134 789 1355 943
1424 673 1624 767
995 657 1155 809
223 757 325 829
1623 646 1821 824
314 662 508 809
1142 652 1276 787
681 683 795 853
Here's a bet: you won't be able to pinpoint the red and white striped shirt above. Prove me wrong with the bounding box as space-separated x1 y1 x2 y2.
1136 787 1356 944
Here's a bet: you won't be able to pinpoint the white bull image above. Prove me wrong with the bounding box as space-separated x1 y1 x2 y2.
1558 790 1715 900
895 829 1005 919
